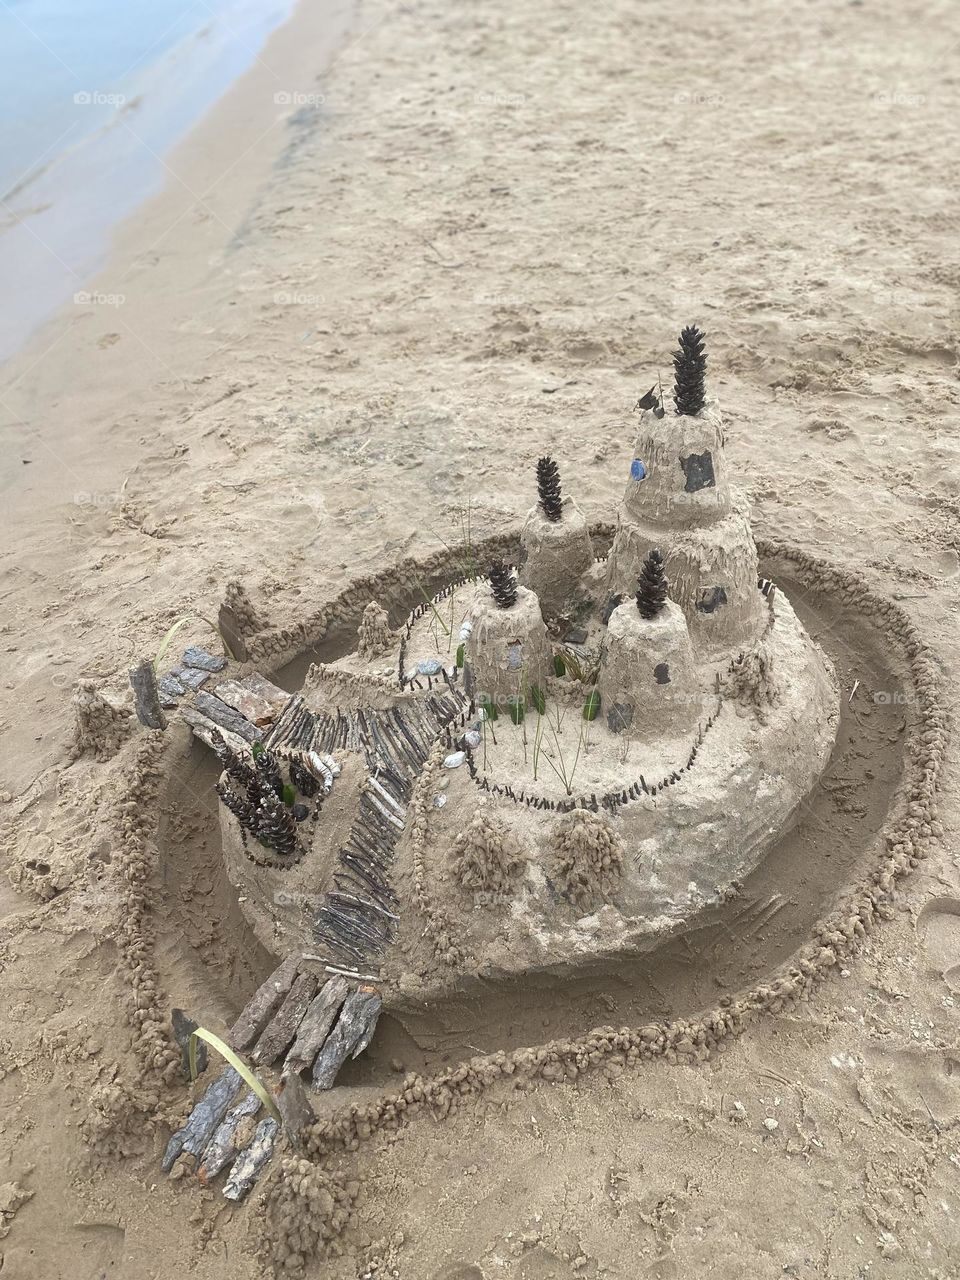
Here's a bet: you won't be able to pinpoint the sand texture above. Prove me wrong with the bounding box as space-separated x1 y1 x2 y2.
1 0 959 1276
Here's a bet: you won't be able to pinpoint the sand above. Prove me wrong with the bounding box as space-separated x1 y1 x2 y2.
1 0 959 1275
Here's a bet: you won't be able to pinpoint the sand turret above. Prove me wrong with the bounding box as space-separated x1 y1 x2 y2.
605 392 764 657
520 457 594 623
463 573 551 708
598 597 699 738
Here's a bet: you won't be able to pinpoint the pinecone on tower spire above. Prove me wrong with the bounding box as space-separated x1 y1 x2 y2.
488 559 518 610
536 456 563 522
216 780 261 838
636 548 668 620
255 748 284 801
257 791 299 856
672 324 707 417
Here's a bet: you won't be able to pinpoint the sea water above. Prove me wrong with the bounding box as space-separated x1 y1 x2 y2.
0 0 298 362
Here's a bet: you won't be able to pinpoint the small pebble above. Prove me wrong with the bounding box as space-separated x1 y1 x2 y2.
463 730 481 749
443 751 466 769
763 1117 779 1131
416 658 443 676
433 794 447 808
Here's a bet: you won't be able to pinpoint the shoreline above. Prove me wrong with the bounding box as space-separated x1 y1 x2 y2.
0 0 354 515
1 0 958 1275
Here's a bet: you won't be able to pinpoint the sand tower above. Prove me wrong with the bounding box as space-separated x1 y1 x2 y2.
598 551 699 738
605 330 764 657
520 457 594 623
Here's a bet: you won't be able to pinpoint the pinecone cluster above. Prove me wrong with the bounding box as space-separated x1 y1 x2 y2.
672 325 707 417
536 456 563 522
210 730 318 854
636 548 668 620
488 559 518 610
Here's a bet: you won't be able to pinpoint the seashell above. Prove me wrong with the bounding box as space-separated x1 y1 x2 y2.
443 751 466 769
416 658 443 676
459 620 473 641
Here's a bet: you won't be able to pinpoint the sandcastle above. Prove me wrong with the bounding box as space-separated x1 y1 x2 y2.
208 327 840 1002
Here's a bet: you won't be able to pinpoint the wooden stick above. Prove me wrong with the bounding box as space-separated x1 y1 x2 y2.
129 658 167 730
197 1091 261 1184
228 953 302 1051
223 1117 279 1201
161 1066 241 1172
311 987 382 1091
251 971 318 1066
284 976 349 1075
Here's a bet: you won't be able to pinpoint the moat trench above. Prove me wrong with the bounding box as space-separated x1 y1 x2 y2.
155 568 908 1089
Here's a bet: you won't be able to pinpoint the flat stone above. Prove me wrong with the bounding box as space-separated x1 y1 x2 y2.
654 662 671 685
181 645 228 672
172 666 211 691
606 703 634 734
443 751 466 769
158 673 185 706
416 658 443 676
193 691 262 742
240 673 292 711
463 730 481 749
182 708 252 757
680 450 716 492
696 585 728 614
565 628 588 645
212 679 283 726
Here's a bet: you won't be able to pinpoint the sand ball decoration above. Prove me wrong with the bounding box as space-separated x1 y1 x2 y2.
451 803 526 897
548 808 624 908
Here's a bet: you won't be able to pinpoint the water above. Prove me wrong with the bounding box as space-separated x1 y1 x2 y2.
0 0 298 363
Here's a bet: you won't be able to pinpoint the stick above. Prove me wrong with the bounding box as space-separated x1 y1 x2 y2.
284 976 349 1074
129 658 167 730
251 971 318 1066
228 954 302 1051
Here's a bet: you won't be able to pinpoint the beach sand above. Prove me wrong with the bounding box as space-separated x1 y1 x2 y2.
1 0 959 1275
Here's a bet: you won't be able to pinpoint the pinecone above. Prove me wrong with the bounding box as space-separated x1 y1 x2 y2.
255 748 284 801
672 325 707 417
536 456 563 522
488 559 517 610
258 791 299 856
216 781 261 837
636 548 668 620
209 729 257 791
289 757 320 798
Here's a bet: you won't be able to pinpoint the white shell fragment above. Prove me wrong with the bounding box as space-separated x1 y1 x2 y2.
459 620 473 642
443 751 466 769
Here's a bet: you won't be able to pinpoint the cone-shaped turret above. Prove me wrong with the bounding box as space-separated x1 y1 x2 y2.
605 329 763 657
520 458 594 623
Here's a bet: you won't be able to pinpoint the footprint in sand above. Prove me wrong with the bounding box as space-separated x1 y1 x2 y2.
918 896 960 992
